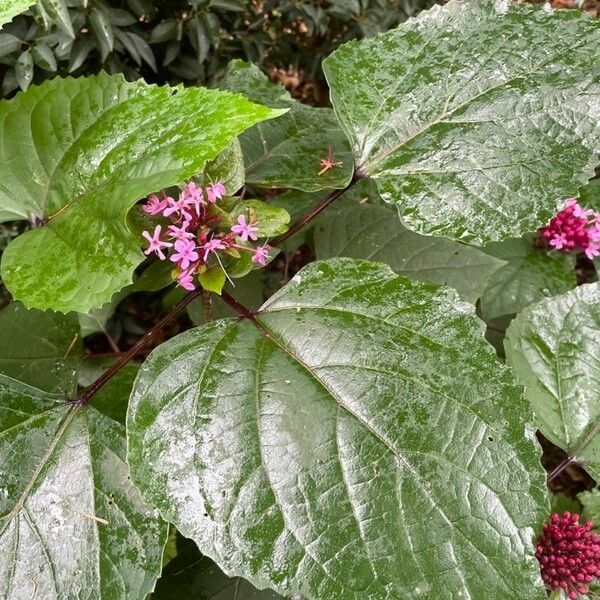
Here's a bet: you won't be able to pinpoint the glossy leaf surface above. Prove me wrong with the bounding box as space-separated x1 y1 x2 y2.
219 60 353 192
0 376 167 600
129 258 547 600
506 283 600 481
323 0 600 244
0 72 282 312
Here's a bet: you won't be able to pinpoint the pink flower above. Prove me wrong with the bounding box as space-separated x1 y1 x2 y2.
163 196 192 220
589 223 600 243
177 268 196 291
142 225 173 261
231 215 259 242
200 238 227 262
251 244 271 266
566 198 593 219
206 181 226 203
170 239 199 270
536 512 600 599
180 182 205 216
549 233 568 250
168 222 195 242
586 242 600 260
142 194 168 216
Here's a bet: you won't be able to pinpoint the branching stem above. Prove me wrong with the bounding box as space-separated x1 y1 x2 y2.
72 288 203 407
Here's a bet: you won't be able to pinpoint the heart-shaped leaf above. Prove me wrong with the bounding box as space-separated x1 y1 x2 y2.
0 72 283 312
0 376 167 600
323 0 600 244
218 60 354 192
128 258 548 600
505 283 600 481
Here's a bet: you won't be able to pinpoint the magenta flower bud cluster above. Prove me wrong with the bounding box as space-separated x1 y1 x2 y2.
540 199 600 260
140 181 271 291
536 511 600 599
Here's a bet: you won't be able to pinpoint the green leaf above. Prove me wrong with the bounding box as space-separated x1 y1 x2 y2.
198 265 226 295
39 0 75 39
0 301 82 395
32 43 57 71
0 0 34 29
0 72 283 313
195 139 245 196
128 258 548 600
314 202 505 303
0 375 167 599
129 260 175 293
505 283 600 481
479 238 576 321
0 32 21 56
89 7 114 61
153 536 286 600
231 199 290 237
579 177 600 211
219 60 353 192
14 48 32 90
579 488 600 529
323 1 600 244
78 288 128 338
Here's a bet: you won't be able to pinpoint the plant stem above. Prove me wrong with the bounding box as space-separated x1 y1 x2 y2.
221 290 257 320
547 420 600 483
72 288 203 407
270 170 364 247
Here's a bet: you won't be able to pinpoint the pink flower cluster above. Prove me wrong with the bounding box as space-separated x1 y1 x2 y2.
141 181 271 291
540 199 600 260
536 512 600 599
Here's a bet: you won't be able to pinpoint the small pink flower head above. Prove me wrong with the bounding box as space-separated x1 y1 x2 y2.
231 214 259 242
142 194 168 216
201 238 227 262
177 268 196 291
536 511 600 599
142 225 173 261
180 182 205 216
170 239 199 270
206 181 226 204
167 221 195 242
163 196 192 220
588 222 600 243
251 244 271 266
549 232 568 250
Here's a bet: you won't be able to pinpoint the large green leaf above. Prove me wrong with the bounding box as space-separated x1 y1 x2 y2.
323 0 600 244
479 238 576 321
0 301 82 395
0 375 167 599
0 0 33 28
314 201 505 303
218 60 353 192
128 258 548 600
505 283 600 481
0 72 283 312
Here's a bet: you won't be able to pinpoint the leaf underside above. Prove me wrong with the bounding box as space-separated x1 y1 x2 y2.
128 258 548 600
323 0 600 244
